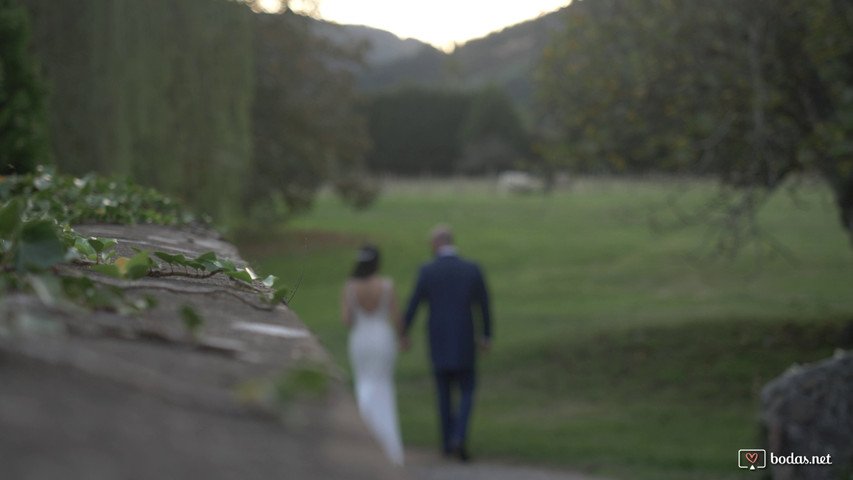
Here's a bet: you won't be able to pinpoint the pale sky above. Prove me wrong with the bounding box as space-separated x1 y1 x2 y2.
268 0 570 51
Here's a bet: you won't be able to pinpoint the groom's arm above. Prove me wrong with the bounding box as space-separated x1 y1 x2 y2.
403 267 427 335
474 266 492 342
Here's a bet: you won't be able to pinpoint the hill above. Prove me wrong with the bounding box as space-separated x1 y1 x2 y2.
310 8 569 115
312 21 434 65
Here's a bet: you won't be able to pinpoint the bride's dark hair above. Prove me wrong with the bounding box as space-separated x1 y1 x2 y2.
351 245 380 278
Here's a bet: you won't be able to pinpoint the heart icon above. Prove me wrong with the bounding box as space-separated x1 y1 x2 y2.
745 452 759 464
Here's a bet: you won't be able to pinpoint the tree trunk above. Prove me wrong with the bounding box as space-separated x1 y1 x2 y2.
838 179 853 246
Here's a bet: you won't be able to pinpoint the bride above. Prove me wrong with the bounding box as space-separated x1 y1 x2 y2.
340 245 405 466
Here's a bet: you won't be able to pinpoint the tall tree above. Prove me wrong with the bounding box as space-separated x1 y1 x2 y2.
365 87 471 175
20 0 253 218
458 85 529 174
247 10 371 216
538 0 853 246
0 0 49 174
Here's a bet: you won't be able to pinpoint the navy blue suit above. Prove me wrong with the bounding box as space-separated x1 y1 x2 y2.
404 253 492 453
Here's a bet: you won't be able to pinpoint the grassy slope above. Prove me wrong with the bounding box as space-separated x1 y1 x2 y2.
234 178 853 479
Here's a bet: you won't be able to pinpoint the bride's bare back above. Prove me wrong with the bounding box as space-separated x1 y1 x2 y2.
349 275 387 313
340 275 402 332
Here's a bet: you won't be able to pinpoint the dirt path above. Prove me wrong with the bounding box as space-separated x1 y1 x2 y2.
405 449 614 480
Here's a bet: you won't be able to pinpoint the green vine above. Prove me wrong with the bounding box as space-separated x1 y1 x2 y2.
0 168 288 334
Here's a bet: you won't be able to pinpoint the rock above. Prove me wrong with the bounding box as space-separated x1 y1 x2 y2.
497 171 543 195
761 351 853 480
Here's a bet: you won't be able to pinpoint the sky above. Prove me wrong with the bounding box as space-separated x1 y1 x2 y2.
263 0 570 51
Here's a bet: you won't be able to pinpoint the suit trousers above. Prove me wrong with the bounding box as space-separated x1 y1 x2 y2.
434 367 476 453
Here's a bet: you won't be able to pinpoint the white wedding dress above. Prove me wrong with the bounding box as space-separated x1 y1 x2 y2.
347 279 405 466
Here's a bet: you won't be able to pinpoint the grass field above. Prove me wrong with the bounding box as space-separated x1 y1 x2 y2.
234 177 853 479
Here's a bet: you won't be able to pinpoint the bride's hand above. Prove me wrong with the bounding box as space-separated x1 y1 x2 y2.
398 335 411 352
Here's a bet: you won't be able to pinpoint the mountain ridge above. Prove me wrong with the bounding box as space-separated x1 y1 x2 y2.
310 7 569 114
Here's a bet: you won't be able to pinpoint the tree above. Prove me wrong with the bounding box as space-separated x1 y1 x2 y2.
247 10 371 217
365 87 471 175
538 0 853 247
20 0 253 219
458 86 529 174
0 0 49 174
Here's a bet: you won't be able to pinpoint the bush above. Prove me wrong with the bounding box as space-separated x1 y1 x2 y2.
333 173 381 210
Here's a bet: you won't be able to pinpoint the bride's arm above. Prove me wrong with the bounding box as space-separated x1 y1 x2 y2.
341 282 353 328
389 281 404 336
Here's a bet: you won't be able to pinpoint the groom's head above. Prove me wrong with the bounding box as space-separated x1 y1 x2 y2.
430 224 454 255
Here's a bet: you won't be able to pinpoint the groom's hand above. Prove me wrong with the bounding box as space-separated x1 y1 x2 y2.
478 337 491 353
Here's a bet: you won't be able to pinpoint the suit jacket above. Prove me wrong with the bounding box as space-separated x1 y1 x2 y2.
404 254 492 370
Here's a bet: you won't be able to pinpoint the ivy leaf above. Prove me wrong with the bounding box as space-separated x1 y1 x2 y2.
60 276 95 302
88 237 117 254
74 237 97 259
261 274 278 288
214 258 236 272
124 250 151 279
16 220 65 272
87 284 126 310
170 254 188 267
154 251 187 267
154 251 177 264
0 199 22 238
180 305 203 336
195 254 221 272
27 274 64 306
91 264 122 278
270 287 289 305
194 251 217 263
225 269 253 284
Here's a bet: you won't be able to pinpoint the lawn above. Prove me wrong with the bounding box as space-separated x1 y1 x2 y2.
234 177 853 479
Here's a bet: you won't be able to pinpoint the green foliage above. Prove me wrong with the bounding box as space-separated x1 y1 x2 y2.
18 1 386 220
72 236 117 264
332 173 380 210
0 0 49 174
364 85 531 176
180 305 203 337
19 0 252 219
0 169 197 314
365 87 472 175
461 86 528 148
246 11 372 219
0 196 21 237
0 169 289 326
0 167 202 226
235 364 330 413
2 226 125 314
459 86 529 174
0 195 64 274
15 219 63 272
359 45 448 91
537 0 853 241
272 364 330 406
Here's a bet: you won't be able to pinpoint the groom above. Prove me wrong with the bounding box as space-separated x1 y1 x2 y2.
401 224 492 461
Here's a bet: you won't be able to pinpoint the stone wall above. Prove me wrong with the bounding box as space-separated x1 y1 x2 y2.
0 224 404 480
